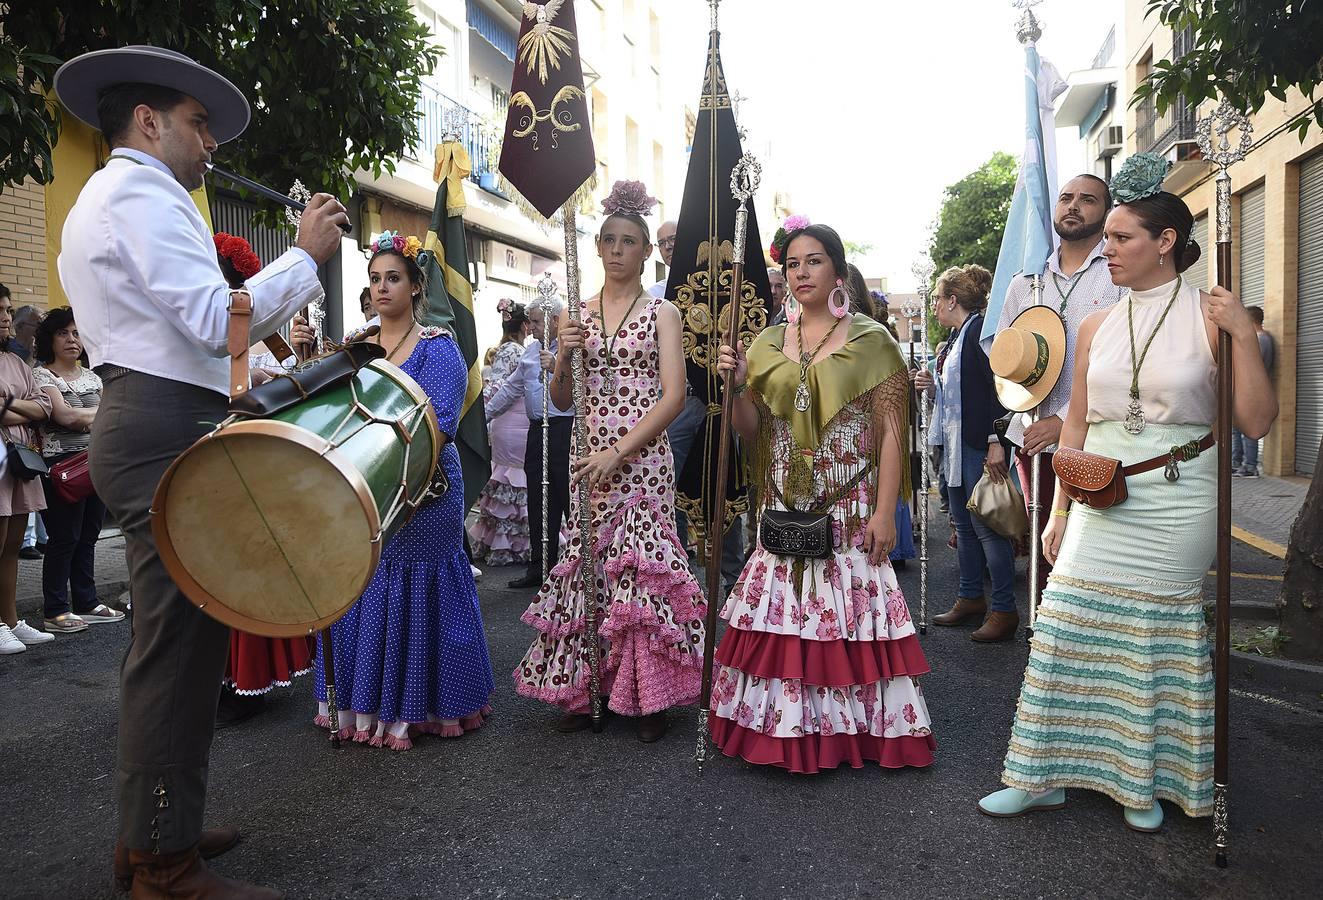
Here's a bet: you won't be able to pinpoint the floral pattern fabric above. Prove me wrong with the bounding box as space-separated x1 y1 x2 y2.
709 383 936 773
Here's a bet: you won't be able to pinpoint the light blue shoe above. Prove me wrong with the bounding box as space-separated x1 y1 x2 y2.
1123 802 1164 833
977 787 1067 817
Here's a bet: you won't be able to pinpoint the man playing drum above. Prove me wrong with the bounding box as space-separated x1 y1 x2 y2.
54 46 347 897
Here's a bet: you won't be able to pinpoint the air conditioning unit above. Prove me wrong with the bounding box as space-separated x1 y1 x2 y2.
1098 124 1124 158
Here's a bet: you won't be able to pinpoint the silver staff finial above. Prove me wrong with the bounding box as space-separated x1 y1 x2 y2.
536 271 559 305
1197 99 1253 244
1196 98 1253 170
1013 0 1044 44
286 179 311 230
910 256 936 293
441 103 466 144
709 0 720 32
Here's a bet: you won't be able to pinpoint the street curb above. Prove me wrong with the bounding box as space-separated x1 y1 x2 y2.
1230 648 1323 694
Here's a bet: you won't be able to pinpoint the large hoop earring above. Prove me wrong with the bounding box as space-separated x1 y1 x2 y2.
785 294 801 325
827 280 849 319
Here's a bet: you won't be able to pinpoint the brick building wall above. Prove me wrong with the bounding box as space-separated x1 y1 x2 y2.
0 178 48 309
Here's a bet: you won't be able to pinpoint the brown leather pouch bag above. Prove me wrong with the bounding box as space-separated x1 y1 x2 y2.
1053 446 1128 510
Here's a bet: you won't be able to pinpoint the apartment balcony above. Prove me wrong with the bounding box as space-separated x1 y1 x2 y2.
409 83 504 194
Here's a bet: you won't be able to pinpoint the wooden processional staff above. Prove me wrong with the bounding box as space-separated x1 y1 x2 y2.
1196 97 1252 868
696 151 761 766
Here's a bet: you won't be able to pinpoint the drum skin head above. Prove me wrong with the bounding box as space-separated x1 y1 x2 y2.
152 422 380 637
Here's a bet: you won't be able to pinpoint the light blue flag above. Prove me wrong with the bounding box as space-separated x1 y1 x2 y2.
982 43 1066 344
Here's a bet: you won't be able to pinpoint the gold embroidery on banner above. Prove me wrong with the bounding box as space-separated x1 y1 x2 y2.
1050 575 1203 607
519 1 573 85
698 239 734 269
508 86 585 151
1022 674 1214 712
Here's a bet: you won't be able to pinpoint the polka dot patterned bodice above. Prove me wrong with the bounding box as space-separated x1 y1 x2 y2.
576 295 675 522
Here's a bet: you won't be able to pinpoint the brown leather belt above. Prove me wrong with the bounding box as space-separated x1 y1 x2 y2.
1123 432 1215 477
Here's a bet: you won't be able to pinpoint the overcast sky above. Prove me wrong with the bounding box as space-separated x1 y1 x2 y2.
708 0 1126 292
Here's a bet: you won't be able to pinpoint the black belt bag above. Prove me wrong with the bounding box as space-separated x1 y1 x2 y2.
760 509 833 559
0 397 49 481
759 462 874 560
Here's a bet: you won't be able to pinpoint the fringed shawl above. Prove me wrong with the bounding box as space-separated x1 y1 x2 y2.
746 316 911 528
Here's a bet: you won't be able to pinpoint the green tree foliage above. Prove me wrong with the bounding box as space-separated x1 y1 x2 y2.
0 1 440 213
1132 1 1323 140
924 151 1018 347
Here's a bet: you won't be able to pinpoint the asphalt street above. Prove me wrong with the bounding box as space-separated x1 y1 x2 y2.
2 529 1319 900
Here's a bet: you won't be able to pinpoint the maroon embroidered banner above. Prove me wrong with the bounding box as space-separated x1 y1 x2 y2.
497 0 596 219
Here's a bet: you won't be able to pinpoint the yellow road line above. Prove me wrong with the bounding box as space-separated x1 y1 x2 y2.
1231 525 1287 560
1206 570 1284 582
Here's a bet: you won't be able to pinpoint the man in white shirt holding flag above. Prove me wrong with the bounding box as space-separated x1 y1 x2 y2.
54 45 346 897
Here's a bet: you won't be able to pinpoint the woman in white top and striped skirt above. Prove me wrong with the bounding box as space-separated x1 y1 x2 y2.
978 154 1277 832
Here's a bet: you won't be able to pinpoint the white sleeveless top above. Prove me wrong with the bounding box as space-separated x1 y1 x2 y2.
1086 277 1216 426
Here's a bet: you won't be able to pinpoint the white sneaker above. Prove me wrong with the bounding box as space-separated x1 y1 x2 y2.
0 624 26 655
470 564 483 579
11 620 55 646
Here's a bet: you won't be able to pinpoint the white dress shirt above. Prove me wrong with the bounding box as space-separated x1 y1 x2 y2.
984 240 1124 448
485 339 573 421
58 149 324 396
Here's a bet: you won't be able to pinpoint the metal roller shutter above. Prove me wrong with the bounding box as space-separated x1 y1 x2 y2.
1239 186 1265 307
1186 214 1209 290
1297 153 1323 474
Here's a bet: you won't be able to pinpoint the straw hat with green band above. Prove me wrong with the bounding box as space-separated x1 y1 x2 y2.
989 305 1067 413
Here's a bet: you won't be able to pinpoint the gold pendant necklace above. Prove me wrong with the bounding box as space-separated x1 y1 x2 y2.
793 316 845 412
1124 277 1183 435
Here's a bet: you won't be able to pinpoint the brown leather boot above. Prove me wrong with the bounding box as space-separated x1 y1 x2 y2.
932 597 987 626
972 610 1021 643
635 711 669 743
115 828 242 892
126 844 279 899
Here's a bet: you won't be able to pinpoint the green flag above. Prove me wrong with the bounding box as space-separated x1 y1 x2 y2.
418 139 489 513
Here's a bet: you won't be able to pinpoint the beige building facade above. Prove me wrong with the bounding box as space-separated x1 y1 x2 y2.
1124 0 1323 476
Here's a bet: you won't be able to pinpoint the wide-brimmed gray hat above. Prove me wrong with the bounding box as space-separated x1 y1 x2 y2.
54 45 250 144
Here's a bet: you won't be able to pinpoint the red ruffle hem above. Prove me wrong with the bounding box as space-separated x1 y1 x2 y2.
715 628 930 686
709 715 936 774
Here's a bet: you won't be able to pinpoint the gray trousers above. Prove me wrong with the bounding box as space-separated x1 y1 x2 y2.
91 372 230 853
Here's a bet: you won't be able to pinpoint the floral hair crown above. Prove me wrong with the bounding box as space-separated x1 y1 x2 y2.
1110 152 1172 205
372 230 423 259
768 214 811 264
496 297 521 322
601 180 657 220
213 232 262 279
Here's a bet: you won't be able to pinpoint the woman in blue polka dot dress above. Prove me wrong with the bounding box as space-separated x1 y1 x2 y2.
313 232 495 751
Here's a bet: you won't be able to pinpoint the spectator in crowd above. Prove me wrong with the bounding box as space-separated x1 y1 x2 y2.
767 266 787 325
913 264 1018 642
1232 305 1275 477
648 219 678 298
12 305 49 560
359 286 374 322
33 308 123 633
0 291 54 655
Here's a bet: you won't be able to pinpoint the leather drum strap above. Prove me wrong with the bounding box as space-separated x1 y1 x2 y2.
227 290 254 401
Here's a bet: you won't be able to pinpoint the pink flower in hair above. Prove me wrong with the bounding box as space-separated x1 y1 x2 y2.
392 234 406 253
601 180 657 219
783 214 811 232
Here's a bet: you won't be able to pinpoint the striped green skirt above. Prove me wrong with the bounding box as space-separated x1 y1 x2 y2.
1002 421 1216 817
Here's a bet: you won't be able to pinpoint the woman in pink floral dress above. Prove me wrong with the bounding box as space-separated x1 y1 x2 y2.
710 222 935 772
513 181 703 743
